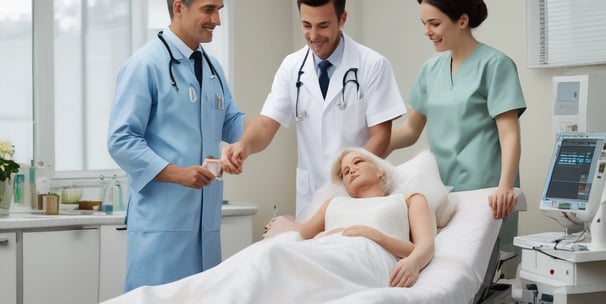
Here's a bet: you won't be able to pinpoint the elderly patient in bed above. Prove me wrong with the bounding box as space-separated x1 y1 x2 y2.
265 147 435 286
102 147 434 304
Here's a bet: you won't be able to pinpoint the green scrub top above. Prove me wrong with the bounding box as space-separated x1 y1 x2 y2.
408 43 527 192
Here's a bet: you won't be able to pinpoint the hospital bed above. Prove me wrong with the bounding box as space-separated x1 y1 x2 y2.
102 152 526 304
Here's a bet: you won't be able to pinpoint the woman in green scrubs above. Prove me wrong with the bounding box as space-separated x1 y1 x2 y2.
388 0 526 251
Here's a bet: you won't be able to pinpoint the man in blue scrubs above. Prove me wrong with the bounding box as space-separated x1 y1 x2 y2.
107 0 244 291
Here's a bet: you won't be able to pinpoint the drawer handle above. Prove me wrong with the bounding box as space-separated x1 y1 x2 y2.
0 238 9 244
116 227 127 231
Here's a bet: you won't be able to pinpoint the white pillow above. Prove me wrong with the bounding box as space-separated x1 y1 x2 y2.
299 150 456 228
392 150 455 229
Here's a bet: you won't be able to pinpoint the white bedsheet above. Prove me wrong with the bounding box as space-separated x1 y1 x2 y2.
102 187 522 304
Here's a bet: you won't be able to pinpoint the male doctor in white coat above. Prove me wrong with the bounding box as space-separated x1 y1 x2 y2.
222 0 406 218
107 0 244 291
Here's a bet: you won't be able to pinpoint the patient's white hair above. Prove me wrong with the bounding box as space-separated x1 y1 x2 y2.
330 147 397 196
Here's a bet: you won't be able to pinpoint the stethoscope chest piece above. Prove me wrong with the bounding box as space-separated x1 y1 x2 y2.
294 48 361 121
295 110 307 122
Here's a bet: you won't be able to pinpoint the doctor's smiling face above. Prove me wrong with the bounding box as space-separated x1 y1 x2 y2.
169 0 223 50
299 0 347 60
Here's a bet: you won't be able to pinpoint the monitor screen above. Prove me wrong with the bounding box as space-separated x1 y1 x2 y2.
541 133 606 222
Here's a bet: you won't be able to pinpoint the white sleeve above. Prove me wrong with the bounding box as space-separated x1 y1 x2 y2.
362 55 407 127
260 56 296 128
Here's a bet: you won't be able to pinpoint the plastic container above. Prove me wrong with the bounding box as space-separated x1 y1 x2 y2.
100 175 113 214
29 161 37 210
13 174 24 204
112 175 125 212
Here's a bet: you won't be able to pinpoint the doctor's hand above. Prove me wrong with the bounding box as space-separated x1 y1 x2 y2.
221 142 250 175
390 257 421 287
488 187 517 219
155 164 215 189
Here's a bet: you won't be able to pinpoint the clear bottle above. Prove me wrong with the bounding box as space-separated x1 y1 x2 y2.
33 161 52 211
100 175 113 214
111 175 124 212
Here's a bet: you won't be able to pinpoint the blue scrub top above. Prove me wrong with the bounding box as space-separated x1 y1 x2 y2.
107 29 244 290
408 43 526 191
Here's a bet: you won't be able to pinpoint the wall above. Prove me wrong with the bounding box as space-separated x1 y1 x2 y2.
226 0 606 241
223 1 298 240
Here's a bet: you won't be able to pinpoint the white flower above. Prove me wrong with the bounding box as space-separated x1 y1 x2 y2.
0 140 14 158
0 140 19 182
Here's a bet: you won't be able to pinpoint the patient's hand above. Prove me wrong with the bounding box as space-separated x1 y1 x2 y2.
313 227 344 239
263 215 297 239
340 225 383 241
488 187 517 219
389 257 421 288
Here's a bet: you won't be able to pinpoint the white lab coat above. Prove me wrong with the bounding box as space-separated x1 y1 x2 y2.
261 33 406 217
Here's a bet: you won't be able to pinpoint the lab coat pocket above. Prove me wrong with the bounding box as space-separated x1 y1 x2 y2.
340 96 368 143
204 90 226 142
296 168 312 196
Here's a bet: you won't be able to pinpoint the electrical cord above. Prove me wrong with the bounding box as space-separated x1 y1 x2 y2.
531 246 568 260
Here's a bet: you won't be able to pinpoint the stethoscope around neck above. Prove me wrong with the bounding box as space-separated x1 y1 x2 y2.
157 31 223 94
295 48 360 121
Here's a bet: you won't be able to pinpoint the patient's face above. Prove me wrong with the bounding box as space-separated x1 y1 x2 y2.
339 151 384 196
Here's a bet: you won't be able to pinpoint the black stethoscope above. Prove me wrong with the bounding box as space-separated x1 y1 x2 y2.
157 31 223 94
295 48 360 121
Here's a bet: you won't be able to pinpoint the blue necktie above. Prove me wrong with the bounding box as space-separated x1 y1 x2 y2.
190 50 202 87
318 60 332 99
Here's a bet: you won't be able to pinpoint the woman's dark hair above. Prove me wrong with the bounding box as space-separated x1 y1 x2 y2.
297 0 346 20
417 0 488 28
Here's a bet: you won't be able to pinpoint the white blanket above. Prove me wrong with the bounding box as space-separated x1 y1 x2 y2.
103 187 521 304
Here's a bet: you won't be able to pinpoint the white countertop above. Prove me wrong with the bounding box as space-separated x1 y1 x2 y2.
0 202 258 230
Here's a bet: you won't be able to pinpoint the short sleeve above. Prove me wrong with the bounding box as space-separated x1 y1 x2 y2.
260 56 296 128
485 56 527 118
362 57 407 126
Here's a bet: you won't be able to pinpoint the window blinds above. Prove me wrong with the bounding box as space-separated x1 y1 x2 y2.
529 0 606 67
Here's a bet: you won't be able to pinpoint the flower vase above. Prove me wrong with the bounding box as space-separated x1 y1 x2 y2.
0 179 13 216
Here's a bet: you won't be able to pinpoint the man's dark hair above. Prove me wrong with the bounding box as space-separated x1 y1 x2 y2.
297 0 346 20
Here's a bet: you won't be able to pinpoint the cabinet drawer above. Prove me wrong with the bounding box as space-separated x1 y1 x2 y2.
0 232 17 304
23 228 100 304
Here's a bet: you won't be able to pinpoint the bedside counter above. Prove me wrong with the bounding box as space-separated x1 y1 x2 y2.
0 203 258 230
220 202 259 261
0 203 258 304
221 202 258 217
0 212 125 230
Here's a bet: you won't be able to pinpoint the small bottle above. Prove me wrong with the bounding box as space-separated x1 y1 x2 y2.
102 191 114 214
29 160 37 210
13 174 24 204
100 175 113 214
33 161 51 210
17 163 31 207
111 175 124 212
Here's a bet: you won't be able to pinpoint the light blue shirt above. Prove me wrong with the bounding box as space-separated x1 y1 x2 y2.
107 28 245 291
313 32 345 79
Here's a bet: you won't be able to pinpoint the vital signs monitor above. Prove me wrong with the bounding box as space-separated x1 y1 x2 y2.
540 132 606 226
